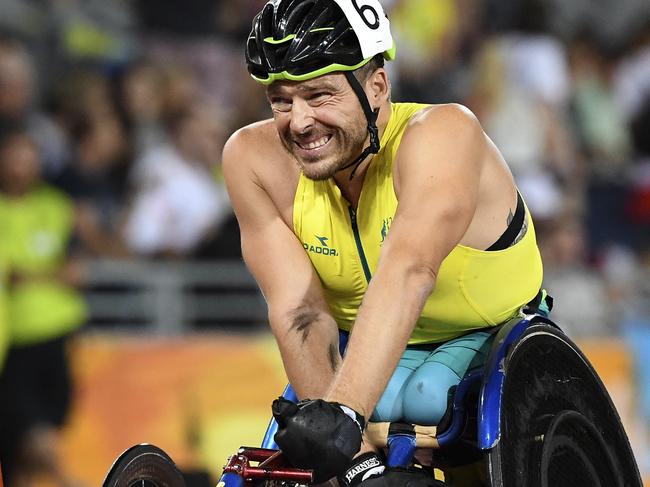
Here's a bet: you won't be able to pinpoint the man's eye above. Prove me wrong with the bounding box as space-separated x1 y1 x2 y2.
310 92 329 101
271 100 292 111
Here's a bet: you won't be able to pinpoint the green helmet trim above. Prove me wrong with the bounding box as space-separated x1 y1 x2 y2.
263 27 335 45
252 42 396 85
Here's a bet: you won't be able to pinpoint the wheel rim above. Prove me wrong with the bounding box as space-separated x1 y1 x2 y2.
540 410 622 487
103 444 186 487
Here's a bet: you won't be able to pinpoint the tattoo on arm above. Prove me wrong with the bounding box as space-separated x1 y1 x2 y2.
288 304 340 372
288 305 320 343
513 217 528 246
506 206 528 247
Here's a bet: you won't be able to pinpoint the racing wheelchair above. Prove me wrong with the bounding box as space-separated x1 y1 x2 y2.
102 310 643 487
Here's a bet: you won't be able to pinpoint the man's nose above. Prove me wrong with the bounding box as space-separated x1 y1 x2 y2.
289 98 315 134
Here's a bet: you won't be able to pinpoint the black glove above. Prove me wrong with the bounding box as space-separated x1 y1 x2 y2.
338 452 386 487
272 397 365 483
358 467 447 486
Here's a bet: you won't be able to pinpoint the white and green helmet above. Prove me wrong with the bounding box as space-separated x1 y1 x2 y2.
245 0 396 85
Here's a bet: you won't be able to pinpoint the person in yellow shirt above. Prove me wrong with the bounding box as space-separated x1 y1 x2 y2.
0 124 87 487
0 248 8 371
223 1 546 486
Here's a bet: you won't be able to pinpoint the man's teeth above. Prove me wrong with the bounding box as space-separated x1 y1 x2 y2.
302 136 330 150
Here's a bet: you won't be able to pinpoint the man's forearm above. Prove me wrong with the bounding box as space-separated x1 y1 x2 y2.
271 307 342 399
325 263 435 418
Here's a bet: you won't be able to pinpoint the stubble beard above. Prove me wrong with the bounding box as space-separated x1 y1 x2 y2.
282 124 368 181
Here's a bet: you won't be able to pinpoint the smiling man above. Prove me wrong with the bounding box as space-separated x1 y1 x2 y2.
266 74 375 180
222 1 544 486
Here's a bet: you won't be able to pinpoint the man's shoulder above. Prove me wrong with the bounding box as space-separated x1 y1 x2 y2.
222 119 299 204
223 118 280 179
392 103 487 181
236 118 277 136
404 103 479 131
396 103 484 158
225 118 278 157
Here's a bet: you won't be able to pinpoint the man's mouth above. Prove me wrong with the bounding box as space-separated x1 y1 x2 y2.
296 135 332 151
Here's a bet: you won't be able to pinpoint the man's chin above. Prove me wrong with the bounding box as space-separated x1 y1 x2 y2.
299 158 341 181
302 170 334 181
302 166 337 181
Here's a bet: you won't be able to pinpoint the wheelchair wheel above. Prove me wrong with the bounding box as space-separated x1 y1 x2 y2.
102 444 186 487
487 323 642 487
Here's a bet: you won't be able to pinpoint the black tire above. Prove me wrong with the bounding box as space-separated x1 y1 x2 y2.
103 444 186 487
487 323 642 487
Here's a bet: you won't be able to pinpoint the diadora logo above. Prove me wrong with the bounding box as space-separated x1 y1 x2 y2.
304 235 339 256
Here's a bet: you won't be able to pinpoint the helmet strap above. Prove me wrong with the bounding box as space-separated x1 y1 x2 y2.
338 71 381 180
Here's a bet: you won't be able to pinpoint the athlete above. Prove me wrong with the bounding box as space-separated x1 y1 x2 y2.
223 1 544 485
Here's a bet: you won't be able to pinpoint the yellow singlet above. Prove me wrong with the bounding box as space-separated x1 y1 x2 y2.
293 102 543 344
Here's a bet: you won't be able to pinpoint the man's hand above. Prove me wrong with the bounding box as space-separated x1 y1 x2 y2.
272 397 364 483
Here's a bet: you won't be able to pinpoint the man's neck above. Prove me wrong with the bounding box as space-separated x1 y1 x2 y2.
333 101 392 208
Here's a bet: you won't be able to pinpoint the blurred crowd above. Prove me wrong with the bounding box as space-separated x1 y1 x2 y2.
0 0 649 484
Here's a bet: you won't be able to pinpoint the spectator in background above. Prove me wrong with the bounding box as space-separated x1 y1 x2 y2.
119 59 168 158
134 0 258 122
49 0 137 69
134 0 272 131
389 0 474 104
0 125 87 487
626 86 650 247
539 213 616 338
0 242 7 371
123 104 230 258
118 58 209 158
50 69 132 258
48 68 117 126
567 30 637 255
568 31 632 180
213 0 271 129
0 37 70 179
55 111 132 258
466 0 578 222
613 20 650 125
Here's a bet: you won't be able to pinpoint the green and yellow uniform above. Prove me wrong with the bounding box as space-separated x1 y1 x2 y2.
0 247 8 369
0 184 87 345
293 102 543 345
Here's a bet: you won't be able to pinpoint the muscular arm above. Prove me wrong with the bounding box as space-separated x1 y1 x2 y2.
325 105 486 418
223 128 341 399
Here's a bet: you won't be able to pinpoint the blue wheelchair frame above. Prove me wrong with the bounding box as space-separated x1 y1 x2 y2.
218 312 554 486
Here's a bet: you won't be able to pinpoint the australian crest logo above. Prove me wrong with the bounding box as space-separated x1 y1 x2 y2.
304 235 338 256
380 217 393 244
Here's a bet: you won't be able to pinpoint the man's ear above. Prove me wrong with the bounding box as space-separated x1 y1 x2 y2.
366 68 390 105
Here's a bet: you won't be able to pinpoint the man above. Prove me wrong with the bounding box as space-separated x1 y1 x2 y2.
0 233 7 371
223 1 543 485
0 37 69 178
0 125 86 487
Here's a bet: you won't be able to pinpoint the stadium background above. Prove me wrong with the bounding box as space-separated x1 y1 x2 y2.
0 0 648 485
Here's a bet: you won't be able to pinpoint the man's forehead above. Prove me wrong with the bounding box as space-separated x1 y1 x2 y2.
266 73 346 94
